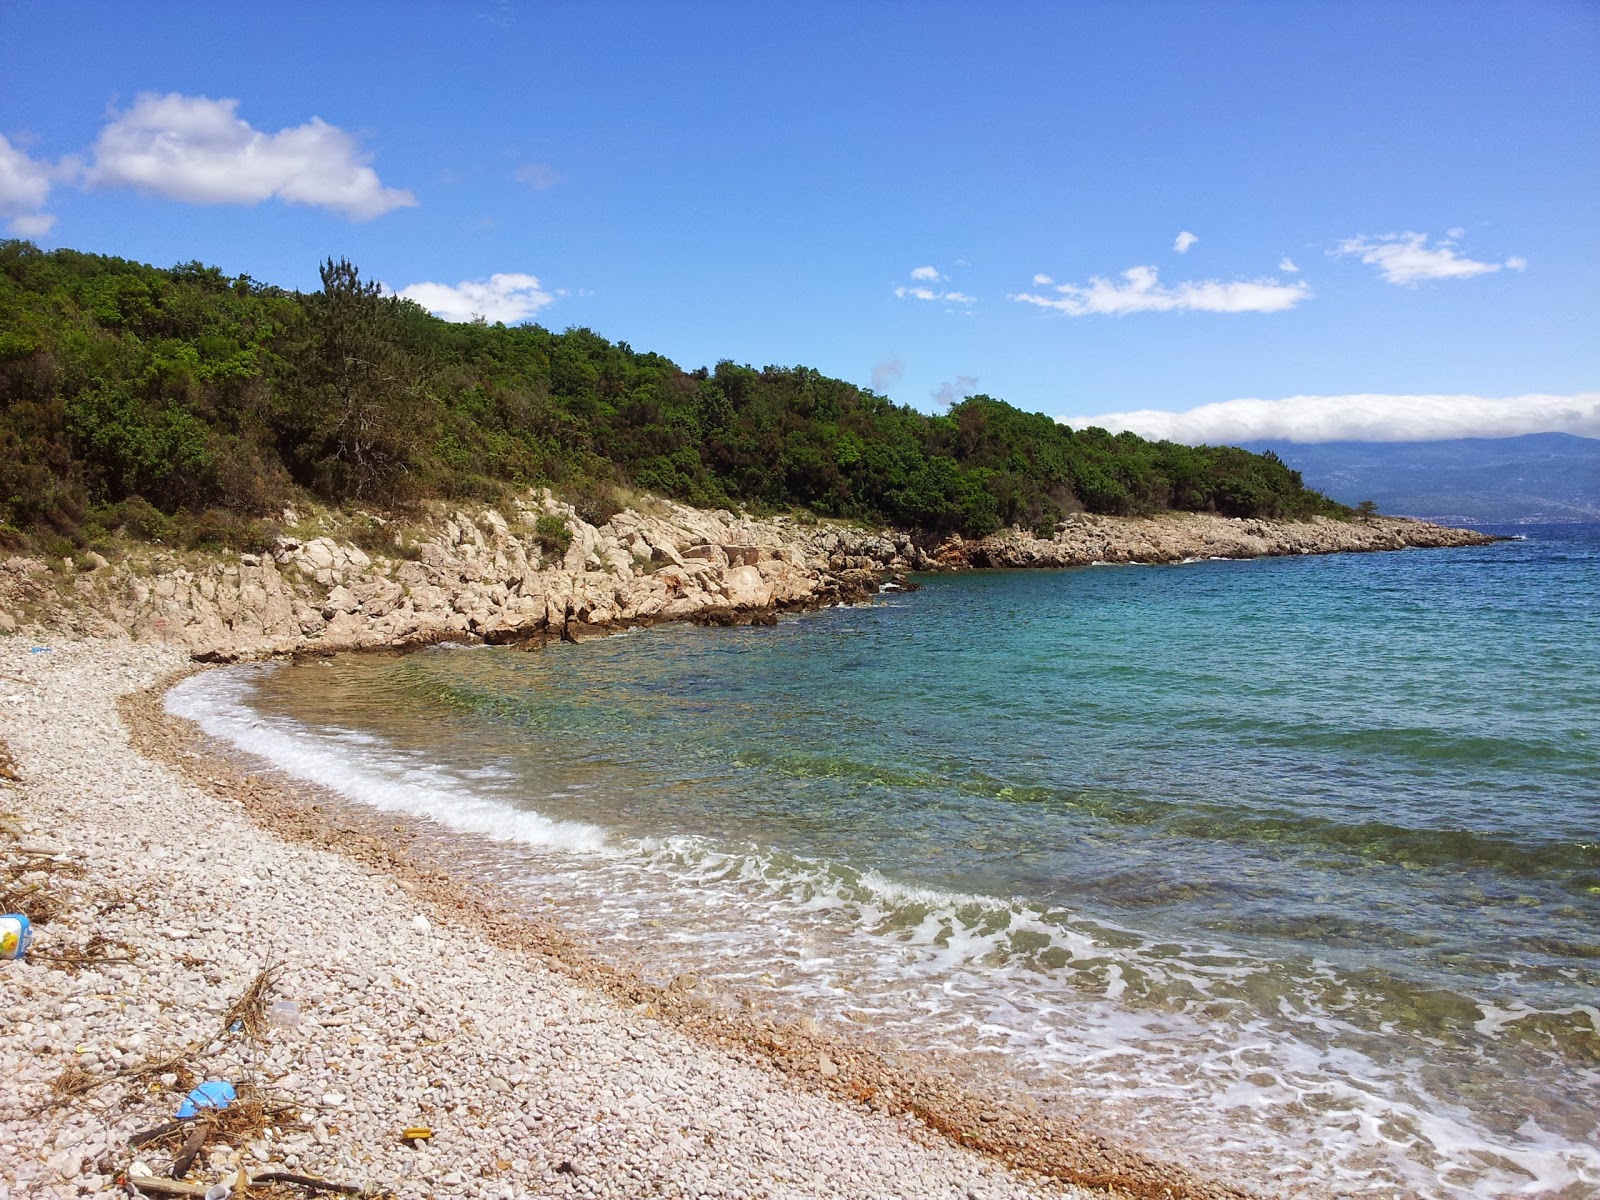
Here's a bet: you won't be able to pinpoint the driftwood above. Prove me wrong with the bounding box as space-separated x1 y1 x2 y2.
121 1179 209 1198
170 1123 210 1178
126 1170 363 1198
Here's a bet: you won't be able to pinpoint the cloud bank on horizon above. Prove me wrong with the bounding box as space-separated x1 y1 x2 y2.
1065 392 1600 445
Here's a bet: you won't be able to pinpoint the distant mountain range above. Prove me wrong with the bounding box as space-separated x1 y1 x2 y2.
1241 433 1600 525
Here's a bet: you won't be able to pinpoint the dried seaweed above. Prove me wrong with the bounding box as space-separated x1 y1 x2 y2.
49 1061 99 1103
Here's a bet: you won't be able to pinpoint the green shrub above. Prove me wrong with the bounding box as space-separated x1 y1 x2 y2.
181 508 281 554
533 514 572 556
113 496 176 543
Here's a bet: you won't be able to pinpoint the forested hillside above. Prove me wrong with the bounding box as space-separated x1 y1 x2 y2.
0 241 1346 554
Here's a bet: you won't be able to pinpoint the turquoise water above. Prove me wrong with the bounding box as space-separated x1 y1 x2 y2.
169 525 1600 1198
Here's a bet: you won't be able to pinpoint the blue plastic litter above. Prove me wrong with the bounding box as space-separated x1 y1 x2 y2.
175 1080 236 1119
28 647 51 654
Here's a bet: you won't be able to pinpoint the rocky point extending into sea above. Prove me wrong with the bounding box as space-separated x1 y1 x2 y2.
0 492 1494 660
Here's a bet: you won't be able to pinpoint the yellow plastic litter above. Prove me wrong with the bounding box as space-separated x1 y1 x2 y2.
401 1127 433 1141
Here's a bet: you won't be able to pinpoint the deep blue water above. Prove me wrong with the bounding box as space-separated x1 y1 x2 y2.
170 524 1600 1199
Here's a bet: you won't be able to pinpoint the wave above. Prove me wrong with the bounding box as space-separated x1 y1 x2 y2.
165 667 610 853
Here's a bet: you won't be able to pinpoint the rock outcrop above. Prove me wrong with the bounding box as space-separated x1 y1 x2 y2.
947 510 1494 568
0 492 1496 660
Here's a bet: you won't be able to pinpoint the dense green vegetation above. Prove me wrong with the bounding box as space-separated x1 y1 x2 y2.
0 241 1346 553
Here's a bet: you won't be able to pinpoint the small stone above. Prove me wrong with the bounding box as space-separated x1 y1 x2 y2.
817 1054 838 1078
412 914 431 934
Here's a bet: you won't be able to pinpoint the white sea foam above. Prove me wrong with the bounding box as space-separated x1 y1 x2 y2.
165 667 610 853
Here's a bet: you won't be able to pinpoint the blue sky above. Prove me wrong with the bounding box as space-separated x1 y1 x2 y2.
2 1 1597 442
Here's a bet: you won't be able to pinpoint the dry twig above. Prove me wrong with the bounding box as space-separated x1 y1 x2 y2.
221 960 281 1040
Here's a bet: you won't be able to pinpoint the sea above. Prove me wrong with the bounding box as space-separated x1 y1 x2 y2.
166 522 1600 1199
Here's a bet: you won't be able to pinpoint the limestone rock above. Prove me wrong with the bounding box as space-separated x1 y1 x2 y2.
2 489 1493 662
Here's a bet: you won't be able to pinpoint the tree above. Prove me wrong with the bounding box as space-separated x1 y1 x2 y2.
1356 499 1379 522
288 257 431 502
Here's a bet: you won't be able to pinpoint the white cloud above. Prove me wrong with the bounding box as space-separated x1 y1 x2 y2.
1062 392 1600 444
1032 273 1054 286
84 93 415 220
9 212 56 236
1173 230 1198 254
513 162 560 190
1332 231 1522 285
870 354 905 391
0 135 51 210
1279 256 1299 273
1011 265 1309 316
934 375 980 407
894 266 975 306
0 133 56 235
395 273 555 324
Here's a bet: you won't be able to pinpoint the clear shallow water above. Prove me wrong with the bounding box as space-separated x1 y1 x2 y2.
169 524 1600 1199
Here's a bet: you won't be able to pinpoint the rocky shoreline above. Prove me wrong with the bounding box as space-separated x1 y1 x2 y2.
0 501 1496 1199
0 492 1496 660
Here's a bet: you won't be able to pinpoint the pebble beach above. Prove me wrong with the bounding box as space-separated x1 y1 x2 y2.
0 636 1250 1200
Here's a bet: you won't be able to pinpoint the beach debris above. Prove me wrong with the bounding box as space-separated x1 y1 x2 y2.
128 1120 189 1150
411 912 431 934
400 1125 432 1143
250 1172 364 1196
49 1060 98 1103
122 1179 211 1197
30 932 136 972
266 999 300 1029
174 1080 235 1120
220 961 280 1039
1 911 31 958
171 1121 210 1178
